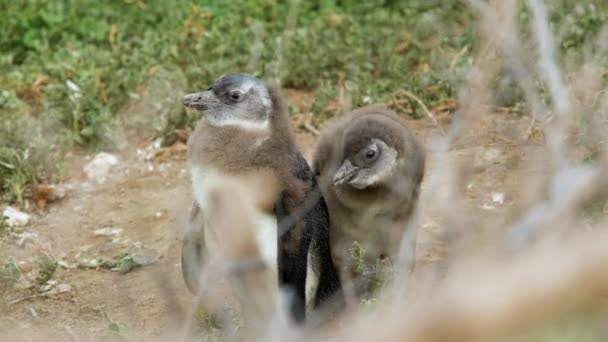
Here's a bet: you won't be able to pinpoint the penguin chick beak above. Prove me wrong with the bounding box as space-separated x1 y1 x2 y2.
333 160 359 186
183 91 218 111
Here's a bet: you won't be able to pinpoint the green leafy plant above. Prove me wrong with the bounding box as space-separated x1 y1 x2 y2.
108 321 131 341
0 215 8 238
348 241 395 299
34 253 57 287
0 261 21 287
0 260 21 301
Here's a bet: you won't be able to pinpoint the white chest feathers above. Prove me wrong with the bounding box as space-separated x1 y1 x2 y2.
252 211 278 268
190 166 279 271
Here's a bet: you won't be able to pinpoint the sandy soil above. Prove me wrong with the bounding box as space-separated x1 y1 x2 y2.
0 90 544 341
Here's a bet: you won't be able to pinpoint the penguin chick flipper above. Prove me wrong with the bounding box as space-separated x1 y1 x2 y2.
305 180 344 319
275 191 310 324
181 201 207 294
275 155 343 324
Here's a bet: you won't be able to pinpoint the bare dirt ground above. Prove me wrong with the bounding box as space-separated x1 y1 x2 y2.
0 90 544 341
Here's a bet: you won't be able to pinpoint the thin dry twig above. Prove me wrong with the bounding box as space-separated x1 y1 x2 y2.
449 45 469 71
397 89 447 136
10 293 49 305
303 122 320 136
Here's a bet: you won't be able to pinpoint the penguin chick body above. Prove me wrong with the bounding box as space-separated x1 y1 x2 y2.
312 106 425 297
181 73 342 323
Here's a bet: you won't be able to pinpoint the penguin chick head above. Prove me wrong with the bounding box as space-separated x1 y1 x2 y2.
332 138 398 190
183 73 272 129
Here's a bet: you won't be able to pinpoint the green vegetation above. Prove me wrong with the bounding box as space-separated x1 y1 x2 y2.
0 259 21 310
349 241 394 298
0 216 8 238
34 253 57 287
0 260 21 291
107 321 131 341
1 0 606 202
195 307 240 341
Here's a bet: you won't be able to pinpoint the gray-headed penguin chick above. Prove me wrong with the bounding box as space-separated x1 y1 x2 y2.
312 105 425 297
181 73 343 324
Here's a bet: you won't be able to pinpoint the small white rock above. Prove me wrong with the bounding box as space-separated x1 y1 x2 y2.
2 206 30 227
491 192 505 204
93 227 123 237
136 139 162 161
57 283 72 293
66 80 81 93
152 138 162 149
41 280 57 292
13 231 39 247
80 259 99 268
29 307 39 319
58 260 76 269
83 152 119 184
155 211 163 218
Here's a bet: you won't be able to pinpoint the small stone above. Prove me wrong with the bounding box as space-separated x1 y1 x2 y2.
152 138 162 149
93 227 123 237
66 80 81 94
57 260 76 269
57 283 72 293
2 206 30 227
29 307 39 319
13 231 39 247
83 152 119 184
492 192 505 204
41 280 57 292
80 259 99 268
136 138 162 161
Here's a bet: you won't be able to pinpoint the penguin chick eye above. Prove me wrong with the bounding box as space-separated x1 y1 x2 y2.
365 149 377 160
229 91 242 101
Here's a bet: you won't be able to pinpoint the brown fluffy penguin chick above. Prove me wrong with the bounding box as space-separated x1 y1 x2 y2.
312 105 425 297
181 73 342 324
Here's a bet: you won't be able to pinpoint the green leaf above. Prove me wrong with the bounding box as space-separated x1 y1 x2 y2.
23 29 41 49
0 261 21 285
108 321 130 339
79 18 109 41
34 253 58 286
117 253 153 273
40 11 64 25
80 125 96 138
